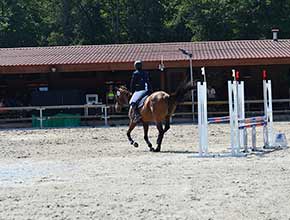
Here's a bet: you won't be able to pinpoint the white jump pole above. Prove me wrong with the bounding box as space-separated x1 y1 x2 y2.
252 126 257 150
228 80 240 156
235 69 274 151
197 69 275 156
252 123 268 151
237 79 245 151
237 75 274 151
197 68 245 156
198 67 208 156
229 69 245 156
263 70 274 148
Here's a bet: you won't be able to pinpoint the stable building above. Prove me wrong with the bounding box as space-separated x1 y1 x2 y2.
1 38 290 108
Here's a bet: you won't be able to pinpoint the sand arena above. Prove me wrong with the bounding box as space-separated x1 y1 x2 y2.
0 123 290 219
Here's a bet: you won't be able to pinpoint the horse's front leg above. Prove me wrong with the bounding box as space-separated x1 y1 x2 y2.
154 122 164 152
143 122 153 151
127 120 138 148
164 116 171 133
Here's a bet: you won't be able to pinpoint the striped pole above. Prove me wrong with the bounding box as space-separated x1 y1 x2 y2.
238 121 267 130
238 116 266 124
208 116 230 124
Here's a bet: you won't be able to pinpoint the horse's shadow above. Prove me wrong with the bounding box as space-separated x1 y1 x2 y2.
149 150 197 154
154 147 286 157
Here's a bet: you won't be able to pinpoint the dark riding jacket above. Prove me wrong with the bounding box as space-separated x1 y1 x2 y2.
130 70 152 93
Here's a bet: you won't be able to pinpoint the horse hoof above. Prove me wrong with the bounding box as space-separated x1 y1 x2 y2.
153 148 160 152
149 147 154 152
133 142 139 148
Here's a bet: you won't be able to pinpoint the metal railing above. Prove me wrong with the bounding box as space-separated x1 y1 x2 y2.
0 104 109 128
0 99 289 128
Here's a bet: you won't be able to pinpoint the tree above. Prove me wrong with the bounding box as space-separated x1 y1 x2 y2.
1 0 290 48
73 0 108 44
0 0 44 47
124 0 166 43
162 0 192 42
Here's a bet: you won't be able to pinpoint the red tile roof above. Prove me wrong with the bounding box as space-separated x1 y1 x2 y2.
1 39 290 73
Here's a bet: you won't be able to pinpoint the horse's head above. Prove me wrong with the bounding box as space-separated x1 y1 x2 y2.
115 86 131 113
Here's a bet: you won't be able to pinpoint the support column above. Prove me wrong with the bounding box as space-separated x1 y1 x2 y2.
160 71 166 91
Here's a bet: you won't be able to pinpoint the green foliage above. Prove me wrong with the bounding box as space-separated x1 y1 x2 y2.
1 0 290 47
0 0 44 47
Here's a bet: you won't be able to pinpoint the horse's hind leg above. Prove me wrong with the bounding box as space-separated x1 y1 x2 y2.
127 121 139 148
143 122 153 151
154 122 164 152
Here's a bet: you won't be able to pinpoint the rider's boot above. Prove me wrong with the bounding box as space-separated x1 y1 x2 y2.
131 103 142 123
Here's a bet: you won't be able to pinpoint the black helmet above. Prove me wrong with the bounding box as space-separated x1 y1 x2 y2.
134 60 142 70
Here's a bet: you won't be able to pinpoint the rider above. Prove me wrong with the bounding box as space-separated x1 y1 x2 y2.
129 60 152 123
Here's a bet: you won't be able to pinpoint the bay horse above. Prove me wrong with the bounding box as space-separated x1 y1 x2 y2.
115 80 194 152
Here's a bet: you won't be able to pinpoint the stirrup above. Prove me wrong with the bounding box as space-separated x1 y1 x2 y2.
133 113 142 123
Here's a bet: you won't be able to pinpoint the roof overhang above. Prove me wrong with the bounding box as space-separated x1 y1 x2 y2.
1 57 290 74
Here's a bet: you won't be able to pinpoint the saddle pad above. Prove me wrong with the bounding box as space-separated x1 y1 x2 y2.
138 95 148 108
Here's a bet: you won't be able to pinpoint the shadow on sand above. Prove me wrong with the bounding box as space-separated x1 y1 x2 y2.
155 150 197 154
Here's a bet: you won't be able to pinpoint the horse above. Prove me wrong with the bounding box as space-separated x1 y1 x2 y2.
115 80 194 152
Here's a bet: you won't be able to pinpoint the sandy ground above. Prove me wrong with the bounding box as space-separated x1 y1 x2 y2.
0 122 290 220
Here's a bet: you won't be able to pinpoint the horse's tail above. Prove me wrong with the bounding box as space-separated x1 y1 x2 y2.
167 80 194 115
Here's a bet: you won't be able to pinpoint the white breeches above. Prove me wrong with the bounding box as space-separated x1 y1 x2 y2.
129 90 147 105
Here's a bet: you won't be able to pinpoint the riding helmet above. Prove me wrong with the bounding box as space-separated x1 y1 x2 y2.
134 60 142 70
